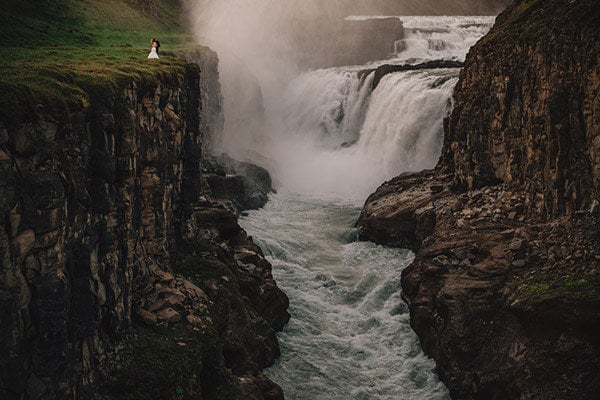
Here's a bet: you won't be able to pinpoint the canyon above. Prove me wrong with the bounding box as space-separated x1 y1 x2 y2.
1 0 599 399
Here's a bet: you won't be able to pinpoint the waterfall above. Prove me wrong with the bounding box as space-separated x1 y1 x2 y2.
392 16 495 63
219 15 495 199
266 67 458 199
190 8 496 398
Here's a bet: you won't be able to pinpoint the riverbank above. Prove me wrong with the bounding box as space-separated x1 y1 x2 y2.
357 0 600 398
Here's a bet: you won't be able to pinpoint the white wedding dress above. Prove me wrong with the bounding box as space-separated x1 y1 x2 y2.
148 47 159 59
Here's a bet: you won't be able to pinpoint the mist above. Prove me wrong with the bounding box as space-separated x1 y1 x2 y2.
186 0 503 198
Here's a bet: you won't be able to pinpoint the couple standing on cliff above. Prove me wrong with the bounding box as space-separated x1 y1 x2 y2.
148 38 160 59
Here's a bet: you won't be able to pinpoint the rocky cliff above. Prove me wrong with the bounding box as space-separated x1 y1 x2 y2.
0 48 289 400
357 0 600 399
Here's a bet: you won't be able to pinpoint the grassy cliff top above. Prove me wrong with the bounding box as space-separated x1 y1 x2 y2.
0 0 197 120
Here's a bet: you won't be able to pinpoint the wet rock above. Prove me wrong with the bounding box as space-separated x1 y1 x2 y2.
357 170 444 249
363 60 465 90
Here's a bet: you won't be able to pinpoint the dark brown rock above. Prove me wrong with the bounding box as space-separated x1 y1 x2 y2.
134 308 158 326
203 153 273 214
358 1 600 399
0 47 289 400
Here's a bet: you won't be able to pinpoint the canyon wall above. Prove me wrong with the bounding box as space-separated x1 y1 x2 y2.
440 0 600 219
358 0 600 399
0 49 288 400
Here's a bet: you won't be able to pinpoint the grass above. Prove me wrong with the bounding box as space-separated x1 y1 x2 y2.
0 0 198 120
473 0 544 49
517 273 600 305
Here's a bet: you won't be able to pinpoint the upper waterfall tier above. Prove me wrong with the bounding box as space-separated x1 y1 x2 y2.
346 15 494 65
390 16 495 63
222 15 496 199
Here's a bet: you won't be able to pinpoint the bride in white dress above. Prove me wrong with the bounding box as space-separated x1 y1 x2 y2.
148 41 159 59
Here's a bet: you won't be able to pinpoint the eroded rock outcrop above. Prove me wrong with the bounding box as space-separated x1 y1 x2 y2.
0 49 289 400
358 0 600 399
203 154 273 215
359 60 465 90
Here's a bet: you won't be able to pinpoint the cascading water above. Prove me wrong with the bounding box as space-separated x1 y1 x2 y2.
266 67 459 198
391 16 495 63
191 7 494 398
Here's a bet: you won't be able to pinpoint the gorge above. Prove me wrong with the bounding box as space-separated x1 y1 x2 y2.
1 0 599 399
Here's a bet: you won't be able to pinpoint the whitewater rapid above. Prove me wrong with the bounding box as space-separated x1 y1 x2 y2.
230 15 494 400
240 192 450 399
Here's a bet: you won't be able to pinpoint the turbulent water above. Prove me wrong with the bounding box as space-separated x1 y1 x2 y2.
391 16 495 63
241 192 450 399
347 15 496 64
232 15 494 400
266 67 459 198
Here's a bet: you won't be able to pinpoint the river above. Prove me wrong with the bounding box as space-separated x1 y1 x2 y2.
234 15 494 400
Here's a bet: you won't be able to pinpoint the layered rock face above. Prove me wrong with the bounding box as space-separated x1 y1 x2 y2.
0 49 289 400
358 1 600 399
441 0 600 219
186 49 225 152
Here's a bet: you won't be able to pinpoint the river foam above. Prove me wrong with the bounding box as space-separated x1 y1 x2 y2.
241 192 450 399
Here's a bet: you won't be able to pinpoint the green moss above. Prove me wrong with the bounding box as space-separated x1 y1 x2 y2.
520 282 551 299
516 272 600 306
0 0 198 120
564 277 600 302
102 323 243 400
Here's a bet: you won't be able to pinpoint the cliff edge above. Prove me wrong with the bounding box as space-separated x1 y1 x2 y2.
357 0 600 398
0 1 289 399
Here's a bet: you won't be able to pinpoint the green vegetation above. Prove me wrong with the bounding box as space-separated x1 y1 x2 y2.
102 324 242 400
0 0 197 119
517 272 600 305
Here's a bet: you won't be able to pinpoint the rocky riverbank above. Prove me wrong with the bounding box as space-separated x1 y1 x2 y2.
357 0 600 398
0 45 289 400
